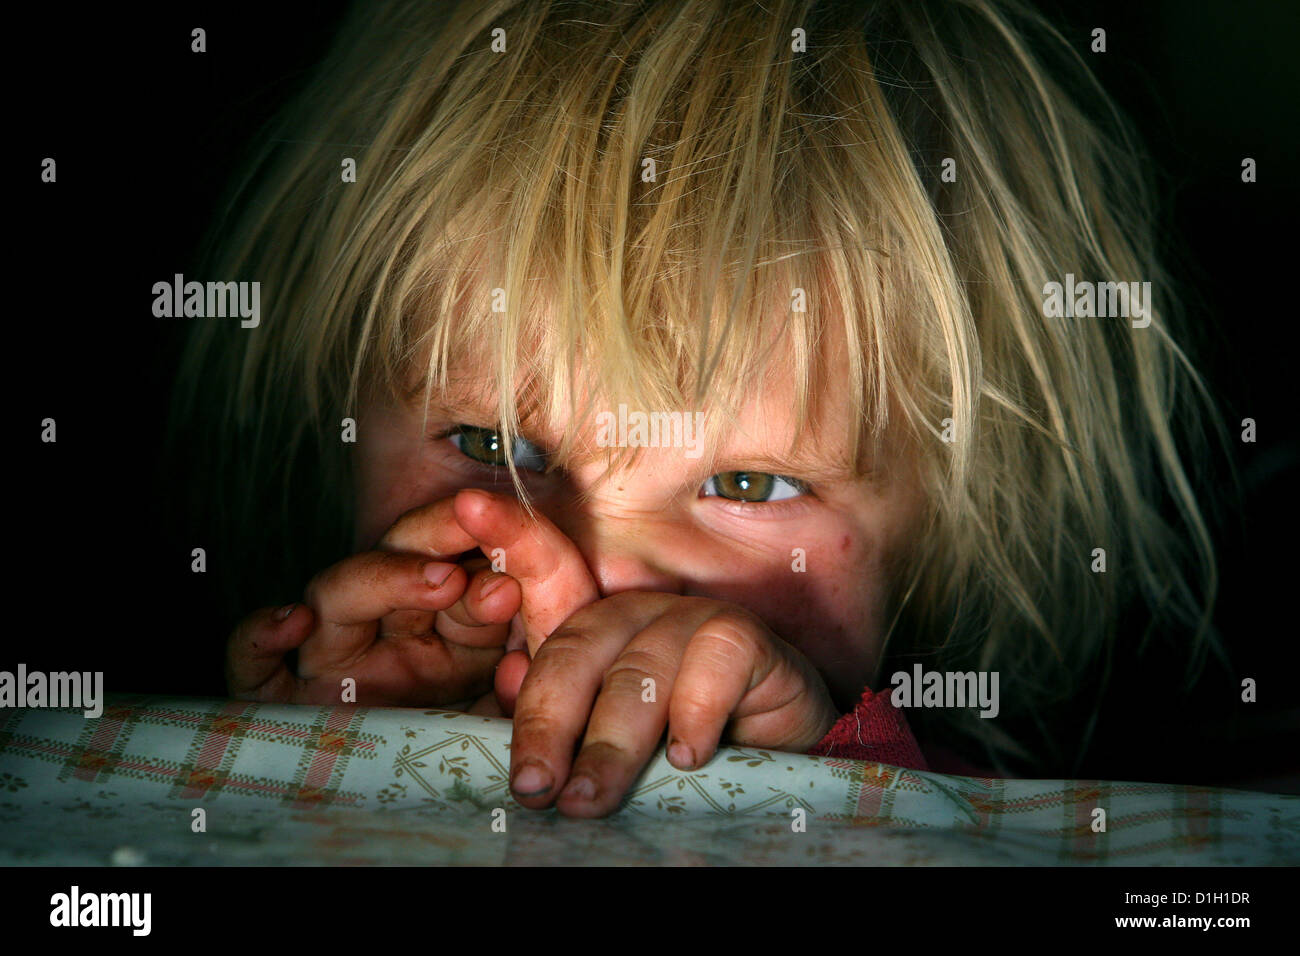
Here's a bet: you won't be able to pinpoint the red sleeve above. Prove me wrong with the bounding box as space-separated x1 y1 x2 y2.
806 685 929 771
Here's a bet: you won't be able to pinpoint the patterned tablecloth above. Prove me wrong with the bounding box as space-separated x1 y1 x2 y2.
0 695 1295 865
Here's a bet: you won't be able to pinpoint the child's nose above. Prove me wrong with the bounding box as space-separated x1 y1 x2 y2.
583 544 687 599
552 509 688 598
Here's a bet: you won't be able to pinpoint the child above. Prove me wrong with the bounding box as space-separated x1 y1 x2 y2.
174 0 1220 817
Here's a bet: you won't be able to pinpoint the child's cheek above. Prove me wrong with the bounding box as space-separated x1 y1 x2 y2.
707 535 887 711
352 422 459 549
353 478 428 551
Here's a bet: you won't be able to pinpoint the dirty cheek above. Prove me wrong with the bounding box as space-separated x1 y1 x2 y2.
733 538 885 711
352 438 436 550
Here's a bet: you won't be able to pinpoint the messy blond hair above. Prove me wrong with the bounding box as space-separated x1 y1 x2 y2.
174 0 1221 772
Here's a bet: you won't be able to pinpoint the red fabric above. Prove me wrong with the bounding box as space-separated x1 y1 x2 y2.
806 685 929 771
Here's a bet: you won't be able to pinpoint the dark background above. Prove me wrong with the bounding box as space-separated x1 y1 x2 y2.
13 1 1299 788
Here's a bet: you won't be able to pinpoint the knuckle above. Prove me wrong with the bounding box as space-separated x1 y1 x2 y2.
373 550 414 586
552 601 603 629
601 650 669 693
539 628 597 656
577 738 636 765
671 684 726 723
337 551 414 601
509 710 558 742
529 640 592 679
695 609 762 654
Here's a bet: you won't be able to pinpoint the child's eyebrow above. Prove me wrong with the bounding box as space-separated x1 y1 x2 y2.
403 380 552 437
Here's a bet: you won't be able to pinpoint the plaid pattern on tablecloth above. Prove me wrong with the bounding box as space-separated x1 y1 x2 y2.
2 697 381 809
0 695 1295 865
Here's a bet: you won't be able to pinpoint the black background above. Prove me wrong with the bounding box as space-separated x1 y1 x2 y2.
13 1 1300 789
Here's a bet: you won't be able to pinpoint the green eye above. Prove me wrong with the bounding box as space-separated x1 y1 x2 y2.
448 426 547 472
701 472 806 503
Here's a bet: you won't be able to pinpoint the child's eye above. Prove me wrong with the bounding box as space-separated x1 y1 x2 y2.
448 425 547 472
700 471 808 503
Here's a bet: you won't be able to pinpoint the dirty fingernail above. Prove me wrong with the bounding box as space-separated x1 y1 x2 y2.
560 775 596 802
511 763 552 796
667 740 695 770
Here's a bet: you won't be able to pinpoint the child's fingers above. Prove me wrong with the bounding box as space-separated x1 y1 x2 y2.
492 648 531 716
673 620 839 756
372 497 481 641
377 561 519 648
375 495 479 558
298 552 468 677
351 635 504 705
663 612 770 767
555 613 696 817
433 568 522 647
453 488 601 655
375 555 520 649
225 604 314 700
508 592 676 809
508 628 619 808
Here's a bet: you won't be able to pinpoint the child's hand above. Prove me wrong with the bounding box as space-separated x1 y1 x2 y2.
447 489 602 715
225 494 512 705
507 591 841 818
225 489 600 708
